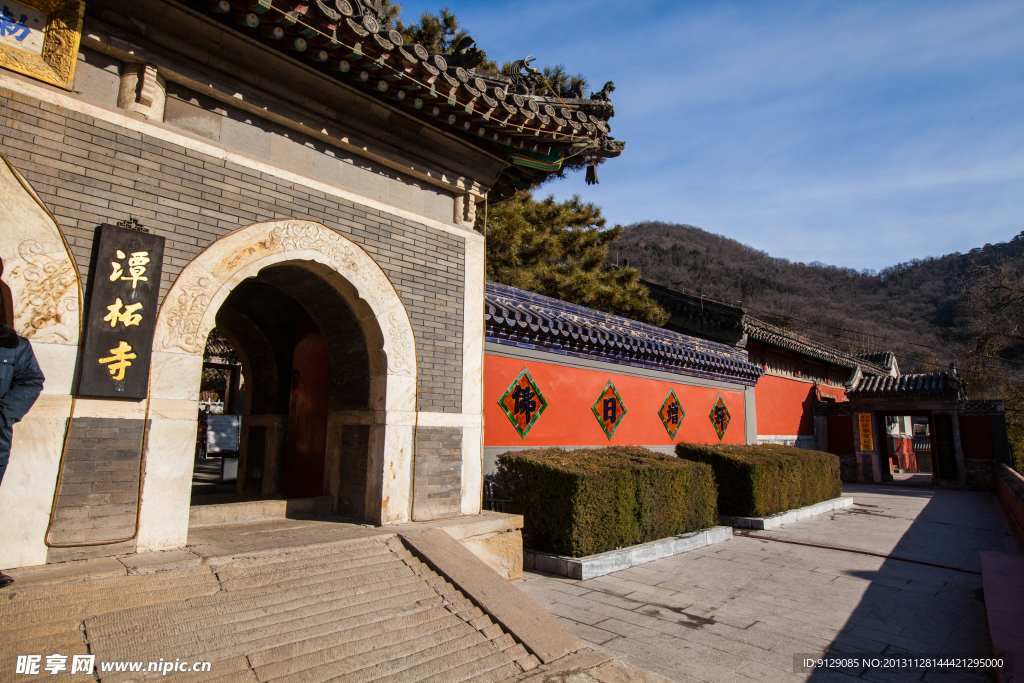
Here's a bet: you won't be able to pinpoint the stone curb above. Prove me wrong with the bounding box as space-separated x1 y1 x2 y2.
524 526 733 581
720 496 853 530
400 528 585 665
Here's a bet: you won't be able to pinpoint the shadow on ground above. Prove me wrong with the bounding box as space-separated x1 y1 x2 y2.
805 485 1018 683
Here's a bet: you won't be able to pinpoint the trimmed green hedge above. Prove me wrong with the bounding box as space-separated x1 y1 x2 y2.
496 446 717 557
674 443 841 517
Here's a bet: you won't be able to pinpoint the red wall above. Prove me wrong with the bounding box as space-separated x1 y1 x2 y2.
485 354 747 448
754 375 842 437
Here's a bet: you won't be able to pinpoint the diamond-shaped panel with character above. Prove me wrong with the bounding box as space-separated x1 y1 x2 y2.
592 380 627 440
709 393 731 440
498 367 548 438
659 389 685 439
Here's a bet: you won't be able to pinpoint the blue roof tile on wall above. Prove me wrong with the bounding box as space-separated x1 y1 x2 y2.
485 282 763 386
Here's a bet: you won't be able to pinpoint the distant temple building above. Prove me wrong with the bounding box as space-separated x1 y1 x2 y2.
643 281 1011 489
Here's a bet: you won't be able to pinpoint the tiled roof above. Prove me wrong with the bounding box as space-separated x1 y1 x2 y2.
485 283 763 386
196 0 623 198
743 317 890 376
642 281 744 330
847 371 966 399
857 351 898 374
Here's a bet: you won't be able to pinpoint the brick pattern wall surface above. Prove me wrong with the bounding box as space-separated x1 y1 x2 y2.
412 427 463 521
46 417 144 555
0 89 465 412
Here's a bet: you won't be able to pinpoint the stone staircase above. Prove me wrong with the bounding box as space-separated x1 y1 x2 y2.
2 537 539 682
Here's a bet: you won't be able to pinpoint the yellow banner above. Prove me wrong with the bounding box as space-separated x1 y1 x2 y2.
858 413 874 452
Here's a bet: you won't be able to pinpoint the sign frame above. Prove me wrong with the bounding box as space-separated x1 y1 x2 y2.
0 0 85 90
78 223 165 399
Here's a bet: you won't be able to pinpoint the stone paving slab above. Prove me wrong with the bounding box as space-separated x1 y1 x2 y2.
721 497 853 530
525 527 733 580
519 484 1020 683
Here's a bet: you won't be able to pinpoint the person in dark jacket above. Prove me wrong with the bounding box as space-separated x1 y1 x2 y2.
0 314 45 588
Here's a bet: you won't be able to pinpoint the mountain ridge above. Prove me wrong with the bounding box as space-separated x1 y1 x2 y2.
611 221 1024 375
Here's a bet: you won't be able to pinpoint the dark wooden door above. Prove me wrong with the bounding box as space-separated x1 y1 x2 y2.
282 307 330 498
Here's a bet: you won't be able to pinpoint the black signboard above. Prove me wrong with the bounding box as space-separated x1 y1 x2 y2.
78 224 165 399
933 413 958 480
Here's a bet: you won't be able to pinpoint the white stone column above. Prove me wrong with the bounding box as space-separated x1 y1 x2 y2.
460 236 485 515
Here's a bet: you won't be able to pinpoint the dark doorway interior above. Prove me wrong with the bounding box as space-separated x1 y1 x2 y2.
282 306 330 498
190 263 373 519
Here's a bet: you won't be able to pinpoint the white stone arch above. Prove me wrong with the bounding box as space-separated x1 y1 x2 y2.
0 155 82 568
136 219 418 552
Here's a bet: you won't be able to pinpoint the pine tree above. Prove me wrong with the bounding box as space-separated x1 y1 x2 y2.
480 192 668 326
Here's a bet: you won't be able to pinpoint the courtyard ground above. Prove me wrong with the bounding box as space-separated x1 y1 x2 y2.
518 483 1020 683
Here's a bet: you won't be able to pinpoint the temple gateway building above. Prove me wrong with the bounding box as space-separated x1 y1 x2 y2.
0 0 623 569
1 0 1011 574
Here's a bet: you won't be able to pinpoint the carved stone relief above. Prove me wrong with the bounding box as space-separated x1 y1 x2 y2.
0 156 80 345
155 220 415 378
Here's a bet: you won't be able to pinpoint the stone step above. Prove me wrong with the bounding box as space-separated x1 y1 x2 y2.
0 581 220 631
221 561 412 594
0 619 82 646
168 656 252 683
252 609 465 680
89 585 441 661
85 564 421 633
328 636 511 683
270 630 486 683
0 632 84 661
8 526 554 683
1 564 214 605
87 574 428 642
211 539 389 579
93 598 451 676
247 605 453 668
218 553 402 591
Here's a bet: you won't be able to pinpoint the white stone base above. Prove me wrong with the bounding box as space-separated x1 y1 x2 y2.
188 497 333 527
720 496 853 530
524 526 733 581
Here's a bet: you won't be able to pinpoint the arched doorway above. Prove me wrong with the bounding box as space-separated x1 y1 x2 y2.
191 262 377 515
136 220 418 552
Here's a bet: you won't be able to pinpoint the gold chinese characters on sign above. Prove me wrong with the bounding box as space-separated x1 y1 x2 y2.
78 223 164 400
97 340 136 381
109 250 150 289
0 0 85 90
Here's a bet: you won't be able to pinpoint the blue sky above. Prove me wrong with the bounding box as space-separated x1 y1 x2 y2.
396 0 1023 271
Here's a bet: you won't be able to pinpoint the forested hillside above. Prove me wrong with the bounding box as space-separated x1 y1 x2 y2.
612 222 1022 373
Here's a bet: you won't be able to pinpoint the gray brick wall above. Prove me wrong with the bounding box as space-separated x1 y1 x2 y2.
0 88 464 412
46 417 144 550
412 427 463 521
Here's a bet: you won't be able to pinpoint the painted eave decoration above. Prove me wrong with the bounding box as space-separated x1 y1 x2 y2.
0 0 84 89
709 393 730 441
498 367 548 439
592 380 626 440
659 388 684 440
